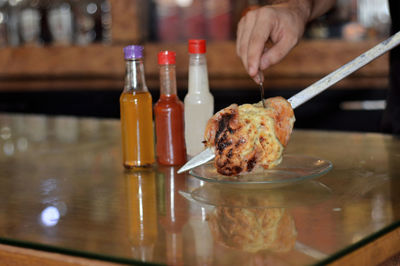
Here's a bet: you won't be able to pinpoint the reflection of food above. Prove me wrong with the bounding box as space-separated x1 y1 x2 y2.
208 191 297 255
204 97 295 176
207 205 297 253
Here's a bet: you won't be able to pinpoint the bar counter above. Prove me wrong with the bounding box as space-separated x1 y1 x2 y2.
0 113 399 265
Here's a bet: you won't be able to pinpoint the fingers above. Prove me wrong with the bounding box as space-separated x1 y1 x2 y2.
247 13 272 77
236 12 257 76
236 4 304 83
236 7 274 80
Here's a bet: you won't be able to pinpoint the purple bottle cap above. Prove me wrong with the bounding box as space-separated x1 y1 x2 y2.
124 45 143 59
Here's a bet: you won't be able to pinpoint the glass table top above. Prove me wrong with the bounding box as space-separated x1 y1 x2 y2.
0 113 400 265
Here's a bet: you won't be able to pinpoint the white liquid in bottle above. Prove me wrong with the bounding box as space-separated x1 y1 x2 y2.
184 40 214 158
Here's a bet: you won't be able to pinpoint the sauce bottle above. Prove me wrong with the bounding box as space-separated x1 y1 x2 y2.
120 45 155 168
184 39 214 157
154 51 187 166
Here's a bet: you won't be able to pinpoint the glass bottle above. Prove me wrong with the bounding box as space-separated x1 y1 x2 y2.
204 0 231 41
155 0 179 42
7 0 21 46
47 0 73 45
71 0 96 45
180 0 206 41
99 0 111 43
18 0 41 46
71 0 110 45
120 45 155 168
0 0 8 47
154 51 186 166
184 39 214 157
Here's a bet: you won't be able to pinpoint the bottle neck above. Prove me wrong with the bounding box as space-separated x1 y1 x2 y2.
159 64 177 96
124 58 148 92
188 53 209 93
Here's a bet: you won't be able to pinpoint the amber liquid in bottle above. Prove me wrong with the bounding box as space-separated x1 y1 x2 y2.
120 91 155 168
120 47 155 168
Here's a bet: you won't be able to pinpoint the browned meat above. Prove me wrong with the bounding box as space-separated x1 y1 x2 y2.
204 96 295 176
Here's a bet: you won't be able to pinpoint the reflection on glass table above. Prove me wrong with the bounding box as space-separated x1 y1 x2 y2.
0 113 400 266
180 181 331 264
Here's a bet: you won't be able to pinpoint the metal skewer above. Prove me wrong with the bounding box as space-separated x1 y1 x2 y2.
177 31 400 174
258 70 266 108
288 31 400 109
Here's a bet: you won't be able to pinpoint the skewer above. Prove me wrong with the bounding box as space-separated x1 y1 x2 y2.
288 30 400 109
177 31 400 174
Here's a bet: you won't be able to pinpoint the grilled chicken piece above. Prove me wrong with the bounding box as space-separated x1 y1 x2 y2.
204 96 295 176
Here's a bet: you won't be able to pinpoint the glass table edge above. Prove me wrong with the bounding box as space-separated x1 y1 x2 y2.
312 220 400 266
1 215 397 266
0 237 164 266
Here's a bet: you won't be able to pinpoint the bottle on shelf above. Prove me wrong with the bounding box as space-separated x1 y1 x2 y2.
180 0 206 41
99 0 111 43
204 0 231 41
71 0 97 45
155 0 180 42
120 45 155 169
47 0 73 45
18 0 42 46
7 0 21 46
71 0 110 45
0 0 8 47
184 39 214 158
154 51 186 166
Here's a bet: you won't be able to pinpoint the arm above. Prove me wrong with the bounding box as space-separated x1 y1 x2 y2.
236 0 336 82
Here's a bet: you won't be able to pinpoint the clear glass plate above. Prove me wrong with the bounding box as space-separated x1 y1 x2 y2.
189 154 333 188
186 181 333 208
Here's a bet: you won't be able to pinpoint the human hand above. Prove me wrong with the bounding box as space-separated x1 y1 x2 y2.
236 3 309 83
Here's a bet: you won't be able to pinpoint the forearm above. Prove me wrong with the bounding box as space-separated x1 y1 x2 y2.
267 0 336 22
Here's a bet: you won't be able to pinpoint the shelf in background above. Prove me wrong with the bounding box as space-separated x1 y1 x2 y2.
0 0 390 92
0 39 389 91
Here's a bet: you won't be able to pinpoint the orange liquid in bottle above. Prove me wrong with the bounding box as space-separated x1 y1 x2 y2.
120 91 155 168
154 94 186 165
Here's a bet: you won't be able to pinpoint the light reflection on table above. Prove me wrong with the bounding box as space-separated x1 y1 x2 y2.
0 113 400 265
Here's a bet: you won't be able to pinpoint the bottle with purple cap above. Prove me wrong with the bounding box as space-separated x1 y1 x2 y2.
120 45 155 168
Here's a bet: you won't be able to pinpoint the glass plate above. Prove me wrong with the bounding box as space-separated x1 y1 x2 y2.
189 154 332 188
186 181 333 208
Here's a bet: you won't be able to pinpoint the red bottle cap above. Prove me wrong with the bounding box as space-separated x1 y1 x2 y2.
188 39 206 54
158 51 176 65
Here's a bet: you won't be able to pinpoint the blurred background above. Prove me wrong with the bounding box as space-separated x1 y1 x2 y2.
0 0 392 132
